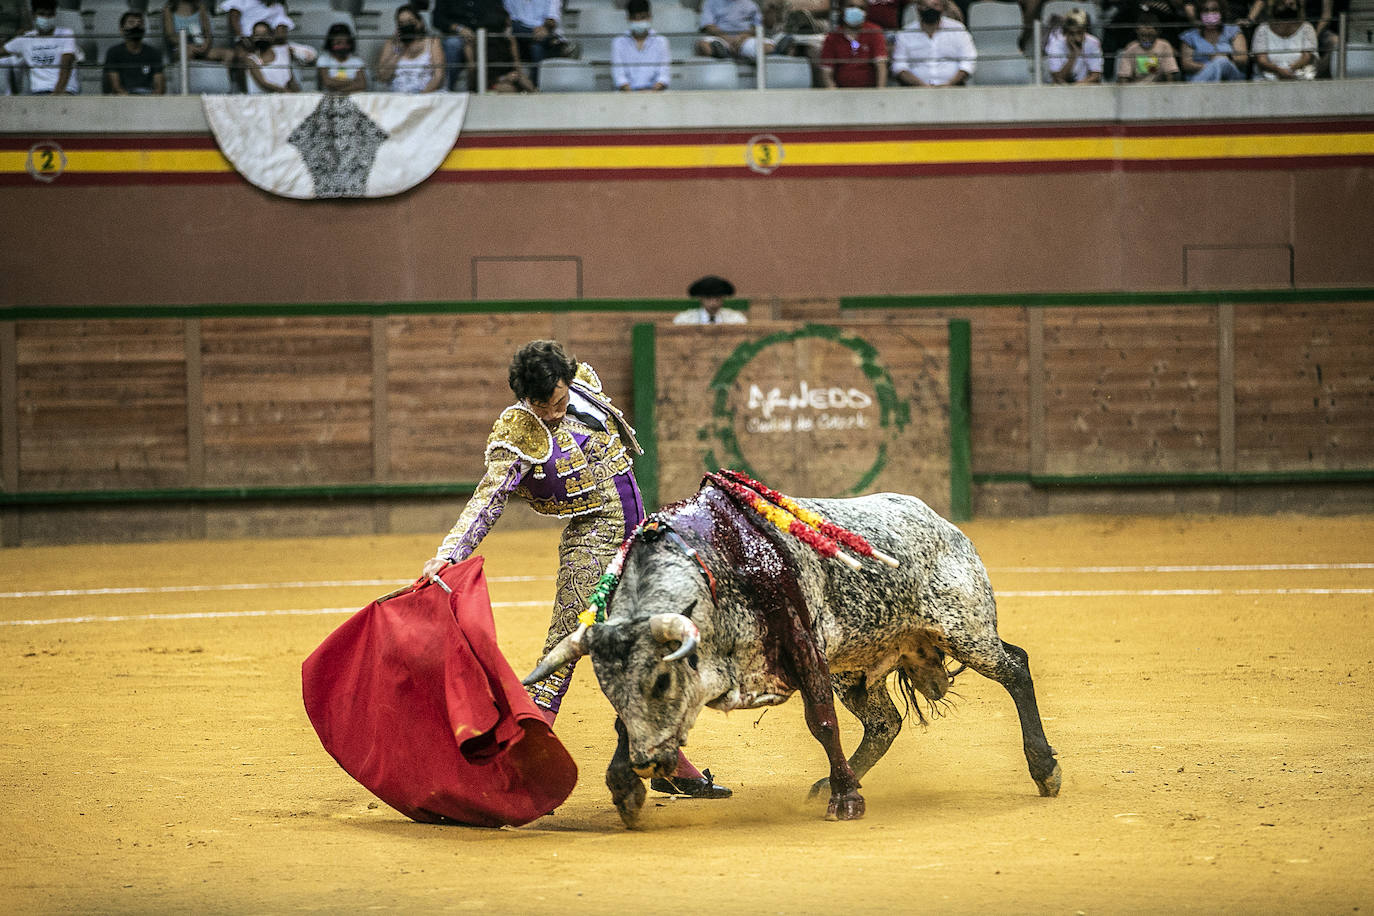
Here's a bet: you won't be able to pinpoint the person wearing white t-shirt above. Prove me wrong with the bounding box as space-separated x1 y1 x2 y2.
1044 8 1103 84
891 0 976 87
1252 0 1317 79
318 22 367 93
3 0 81 94
612 0 670 91
244 19 298 92
220 0 293 40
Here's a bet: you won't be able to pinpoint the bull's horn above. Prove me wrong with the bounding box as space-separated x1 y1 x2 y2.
522 623 589 686
648 613 700 662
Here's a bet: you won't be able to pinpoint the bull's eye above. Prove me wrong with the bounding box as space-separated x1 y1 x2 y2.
651 672 671 698
687 653 699 671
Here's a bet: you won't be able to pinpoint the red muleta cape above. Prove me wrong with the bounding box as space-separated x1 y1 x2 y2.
302 557 577 827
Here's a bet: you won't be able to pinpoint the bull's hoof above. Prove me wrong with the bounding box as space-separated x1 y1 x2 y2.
607 767 647 828
807 777 829 800
1035 761 1063 798
825 790 865 821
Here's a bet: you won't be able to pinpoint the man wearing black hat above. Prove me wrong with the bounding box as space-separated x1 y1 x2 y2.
675 275 748 325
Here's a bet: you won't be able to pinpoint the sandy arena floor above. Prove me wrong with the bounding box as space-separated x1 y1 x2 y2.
1 513 1371 914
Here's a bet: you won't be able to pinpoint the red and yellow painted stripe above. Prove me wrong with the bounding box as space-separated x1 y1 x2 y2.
2 121 1372 185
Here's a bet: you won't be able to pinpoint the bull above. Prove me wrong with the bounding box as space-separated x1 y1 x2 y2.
524 478 1061 826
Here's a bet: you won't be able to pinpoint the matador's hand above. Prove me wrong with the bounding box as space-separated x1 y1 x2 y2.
421 557 449 580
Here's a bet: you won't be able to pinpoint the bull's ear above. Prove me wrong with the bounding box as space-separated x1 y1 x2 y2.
681 599 698 620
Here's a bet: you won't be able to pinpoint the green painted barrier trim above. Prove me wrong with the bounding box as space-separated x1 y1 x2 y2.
632 321 659 513
842 287 1374 311
948 318 972 522
0 298 750 321
0 482 477 506
972 470 1374 487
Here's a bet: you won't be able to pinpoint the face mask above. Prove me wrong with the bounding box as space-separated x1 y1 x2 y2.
34 14 55 30
1200 11 1222 25
253 37 272 50
1274 5 1298 17
843 7 866 26
331 43 351 57
398 22 420 39
123 26 144 40
629 19 651 35
918 6 942 24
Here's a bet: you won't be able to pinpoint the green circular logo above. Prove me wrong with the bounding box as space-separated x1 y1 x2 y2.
699 325 910 496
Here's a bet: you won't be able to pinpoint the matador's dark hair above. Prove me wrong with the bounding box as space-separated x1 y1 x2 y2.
508 340 577 403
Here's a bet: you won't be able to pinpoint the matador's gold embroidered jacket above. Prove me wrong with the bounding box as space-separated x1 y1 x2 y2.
434 363 646 563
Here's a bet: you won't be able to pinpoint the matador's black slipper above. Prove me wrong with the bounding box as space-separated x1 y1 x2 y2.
650 768 732 799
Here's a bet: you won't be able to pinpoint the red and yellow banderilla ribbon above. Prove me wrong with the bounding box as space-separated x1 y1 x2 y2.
718 469 901 568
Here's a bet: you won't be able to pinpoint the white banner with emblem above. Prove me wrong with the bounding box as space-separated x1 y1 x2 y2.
203 93 468 200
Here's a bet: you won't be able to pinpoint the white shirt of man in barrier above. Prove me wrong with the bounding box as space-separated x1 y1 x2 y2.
4 15 82 94
890 0 976 86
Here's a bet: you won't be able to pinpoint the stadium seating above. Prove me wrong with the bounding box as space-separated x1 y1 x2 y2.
1345 43 1374 77
761 53 811 88
968 0 1022 55
675 57 739 89
538 57 599 91
294 8 358 43
652 4 701 57
972 53 1032 83
183 59 232 93
571 4 626 61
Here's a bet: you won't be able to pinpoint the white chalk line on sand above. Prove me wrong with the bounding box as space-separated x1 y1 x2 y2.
2 563 1370 602
3 589 1371 628
0 600 551 627
0 576 547 600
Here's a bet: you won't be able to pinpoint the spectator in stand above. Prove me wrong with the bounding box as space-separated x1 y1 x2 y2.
891 0 976 86
4 0 81 94
1115 10 1180 81
244 18 299 91
1252 0 1317 78
1045 7 1103 82
696 0 776 61
612 0 671 91
104 10 165 94
221 0 292 44
162 0 233 64
479 7 537 91
1179 0 1248 78
318 21 367 93
273 21 318 68
378 4 446 92
432 0 504 90
1305 0 1349 77
504 0 567 75
819 0 889 87
674 275 747 325
866 0 907 30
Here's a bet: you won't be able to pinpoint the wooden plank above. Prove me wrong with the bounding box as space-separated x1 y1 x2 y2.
201 317 374 486
14 320 190 491
386 313 554 481
185 319 205 488
1028 308 1045 476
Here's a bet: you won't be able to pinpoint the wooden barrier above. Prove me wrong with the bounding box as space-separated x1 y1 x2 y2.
649 322 954 518
1 293 1372 545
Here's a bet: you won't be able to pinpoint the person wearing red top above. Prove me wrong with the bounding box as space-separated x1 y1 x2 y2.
819 0 889 87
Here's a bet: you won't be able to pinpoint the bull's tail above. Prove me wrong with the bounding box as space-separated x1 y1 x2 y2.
892 663 960 727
